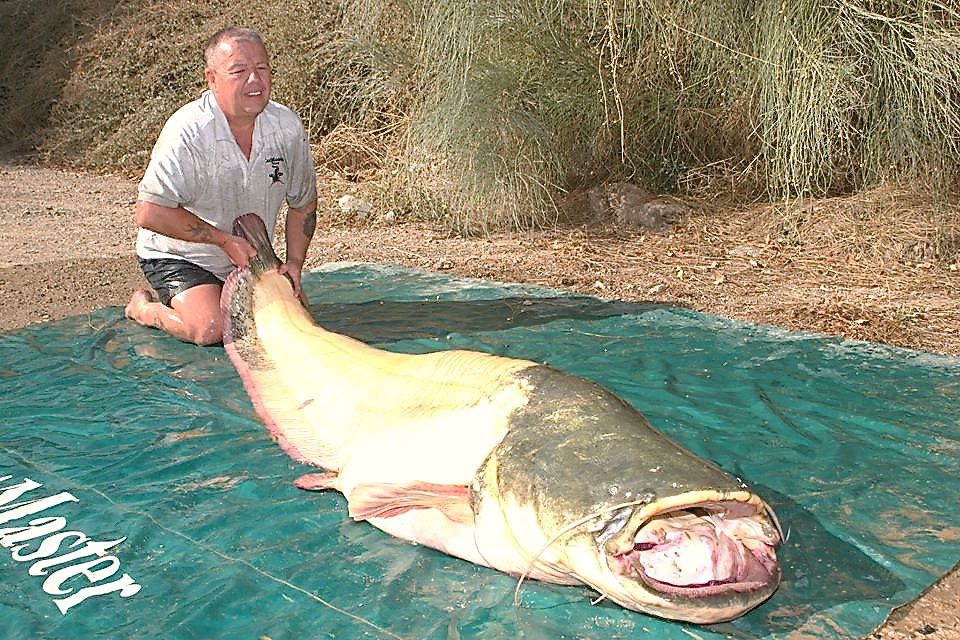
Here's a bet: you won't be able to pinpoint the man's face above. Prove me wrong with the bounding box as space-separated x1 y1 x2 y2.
205 38 272 123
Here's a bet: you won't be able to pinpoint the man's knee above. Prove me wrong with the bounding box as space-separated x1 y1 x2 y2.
170 285 224 345
186 317 223 346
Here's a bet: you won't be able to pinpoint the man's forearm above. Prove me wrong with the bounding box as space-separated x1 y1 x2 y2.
135 200 231 247
284 199 318 265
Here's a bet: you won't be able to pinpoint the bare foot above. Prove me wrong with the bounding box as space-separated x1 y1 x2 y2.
125 289 155 320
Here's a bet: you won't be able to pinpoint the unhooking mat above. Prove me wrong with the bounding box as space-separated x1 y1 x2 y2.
1 263 958 640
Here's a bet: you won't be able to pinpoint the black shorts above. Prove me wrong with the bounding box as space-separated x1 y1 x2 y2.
138 258 223 307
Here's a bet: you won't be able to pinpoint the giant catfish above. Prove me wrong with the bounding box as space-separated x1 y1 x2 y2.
220 213 782 623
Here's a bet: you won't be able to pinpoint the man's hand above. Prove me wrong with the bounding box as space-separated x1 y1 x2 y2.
220 234 256 268
279 260 309 305
278 259 302 292
283 199 317 305
135 200 256 267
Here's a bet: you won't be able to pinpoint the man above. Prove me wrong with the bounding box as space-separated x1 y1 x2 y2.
125 26 318 345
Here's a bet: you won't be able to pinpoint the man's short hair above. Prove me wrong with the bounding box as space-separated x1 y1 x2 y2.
204 27 266 66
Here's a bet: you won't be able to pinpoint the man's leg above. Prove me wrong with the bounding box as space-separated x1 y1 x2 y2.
126 258 226 345
125 284 224 345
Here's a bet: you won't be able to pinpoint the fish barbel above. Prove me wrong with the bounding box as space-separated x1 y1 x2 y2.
221 213 781 623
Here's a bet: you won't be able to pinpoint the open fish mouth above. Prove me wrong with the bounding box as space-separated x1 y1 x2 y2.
604 500 781 600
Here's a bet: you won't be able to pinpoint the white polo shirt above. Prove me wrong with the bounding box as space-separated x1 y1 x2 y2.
136 90 317 279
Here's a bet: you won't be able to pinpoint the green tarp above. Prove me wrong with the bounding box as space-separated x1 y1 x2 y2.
1 263 957 639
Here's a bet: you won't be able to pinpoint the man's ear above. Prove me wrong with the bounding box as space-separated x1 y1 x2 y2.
204 67 216 88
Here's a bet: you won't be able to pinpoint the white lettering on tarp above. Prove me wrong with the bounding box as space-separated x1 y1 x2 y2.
0 490 79 525
30 536 126 574
0 475 142 614
43 555 120 594
21 531 89 566
1 516 68 550
51 573 142 615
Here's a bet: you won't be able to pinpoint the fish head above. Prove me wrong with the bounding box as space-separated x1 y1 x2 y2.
480 365 783 623
556 489 782 623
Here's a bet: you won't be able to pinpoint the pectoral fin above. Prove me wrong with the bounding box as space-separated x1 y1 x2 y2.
348 482 473 524
294 471 341 491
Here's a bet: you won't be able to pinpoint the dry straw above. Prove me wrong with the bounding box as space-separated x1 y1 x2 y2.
2 0 958 231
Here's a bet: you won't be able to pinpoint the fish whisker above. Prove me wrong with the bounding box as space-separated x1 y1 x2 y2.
762 498 786 542
512 499 652 606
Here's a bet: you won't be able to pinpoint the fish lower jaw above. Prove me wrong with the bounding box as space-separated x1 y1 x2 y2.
625 560 776 598
600 556 780 623
608 550 776 593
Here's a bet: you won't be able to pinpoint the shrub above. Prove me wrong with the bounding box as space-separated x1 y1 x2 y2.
3 0 957 230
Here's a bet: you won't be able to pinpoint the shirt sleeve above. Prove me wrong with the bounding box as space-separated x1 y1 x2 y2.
284 117 317 210
137 117 201 209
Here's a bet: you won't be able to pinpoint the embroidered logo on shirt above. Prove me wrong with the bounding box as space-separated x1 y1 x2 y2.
266 157 285 184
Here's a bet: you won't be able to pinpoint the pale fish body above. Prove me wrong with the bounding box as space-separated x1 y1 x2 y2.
221 214 781 623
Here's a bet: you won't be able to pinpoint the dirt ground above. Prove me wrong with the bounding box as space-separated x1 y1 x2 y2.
0 159 957 638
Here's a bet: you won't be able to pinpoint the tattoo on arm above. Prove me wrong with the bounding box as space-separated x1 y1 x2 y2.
302 210 317 239
186 222 213 243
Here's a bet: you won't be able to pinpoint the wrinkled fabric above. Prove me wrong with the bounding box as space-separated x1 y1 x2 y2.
0 263 957 639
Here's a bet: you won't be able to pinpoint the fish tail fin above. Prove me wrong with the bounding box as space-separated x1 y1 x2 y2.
221 213 282 346
233 213 280 274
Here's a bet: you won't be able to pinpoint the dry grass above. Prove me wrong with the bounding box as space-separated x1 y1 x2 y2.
3 1 957 231
584 185 960 351
314 165 960 354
